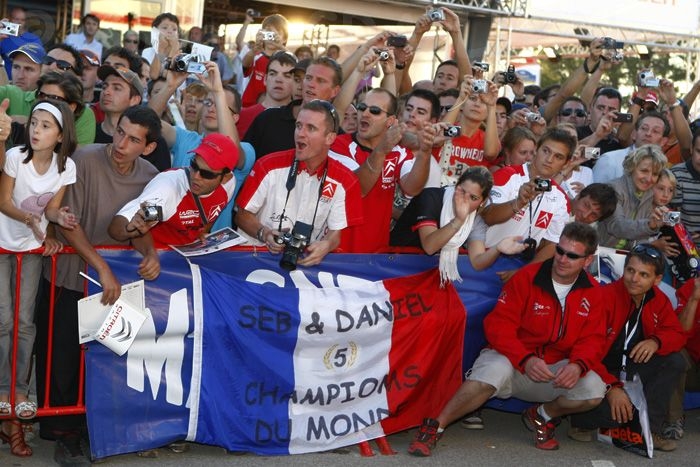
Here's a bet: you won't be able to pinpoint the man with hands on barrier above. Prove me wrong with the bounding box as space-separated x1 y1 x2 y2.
108 132 238 280
235 99 362 268
568 244 686 452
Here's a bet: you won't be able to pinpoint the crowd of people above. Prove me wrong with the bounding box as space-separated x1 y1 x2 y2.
0 3 699 465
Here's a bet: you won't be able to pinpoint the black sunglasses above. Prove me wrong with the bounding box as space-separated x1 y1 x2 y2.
41 56 75 72
560 108 587 118
123 39 138 44
309 99 339 132
632 244 662 259
37 90 68 103
190 159 224 180
555 245 588 260
356 102 389 116
439 105 452 114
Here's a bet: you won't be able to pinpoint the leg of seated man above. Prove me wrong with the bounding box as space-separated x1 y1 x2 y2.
408 349 516 457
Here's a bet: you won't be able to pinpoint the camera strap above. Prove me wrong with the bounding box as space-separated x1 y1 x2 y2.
183 168 214 233
527 194 544 241
277 158 328 240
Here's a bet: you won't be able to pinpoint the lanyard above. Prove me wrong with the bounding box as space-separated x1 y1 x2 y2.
620 295 645 380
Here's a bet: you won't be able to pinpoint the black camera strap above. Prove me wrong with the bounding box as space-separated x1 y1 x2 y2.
527 194 544 241
277 158 328 240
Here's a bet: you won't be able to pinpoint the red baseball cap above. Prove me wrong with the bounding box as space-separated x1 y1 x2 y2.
190 133 239 171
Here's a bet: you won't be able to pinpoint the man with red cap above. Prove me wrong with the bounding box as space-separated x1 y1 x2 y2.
108 132 238 278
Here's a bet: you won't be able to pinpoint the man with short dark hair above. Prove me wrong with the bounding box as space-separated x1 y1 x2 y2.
65 13 103 58
568 244 686 452
122 30 139 53
35 105 162 465
577 87 624 154
408 222 607 455
571 183 617 225
557 97 588 127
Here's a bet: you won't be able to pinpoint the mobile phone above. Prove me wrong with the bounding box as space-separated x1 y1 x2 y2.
387 35 407 48
613 112 633 123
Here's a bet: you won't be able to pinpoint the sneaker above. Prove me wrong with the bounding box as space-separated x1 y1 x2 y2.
652 433 677 452
567 426 595 442
461 410 484 430
661 417 684 440
54 433 91 467
521 405 559 450
407 418 442 457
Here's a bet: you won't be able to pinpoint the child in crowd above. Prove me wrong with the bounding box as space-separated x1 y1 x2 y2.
489 126 536 173
649 168 680 258
0 101 77 457
142 13 181 81
241 13 289 107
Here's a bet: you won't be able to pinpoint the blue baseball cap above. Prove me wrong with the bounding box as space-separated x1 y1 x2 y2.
9 43 46 64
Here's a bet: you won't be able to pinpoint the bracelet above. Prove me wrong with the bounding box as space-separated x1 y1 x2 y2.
669 99 682 111
256 226 266 243
511 199 521 214
365 158 379 173
583 58 600 74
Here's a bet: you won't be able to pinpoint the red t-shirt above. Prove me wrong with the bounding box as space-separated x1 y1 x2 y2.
241 53 269 108
237 103 265 139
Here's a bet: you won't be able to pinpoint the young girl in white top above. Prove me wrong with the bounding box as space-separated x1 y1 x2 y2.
0 100 77 457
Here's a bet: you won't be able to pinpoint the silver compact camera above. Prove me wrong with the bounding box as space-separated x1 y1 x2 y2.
142 205 163 222
663 211 681 226
443 125 461 137
472 61 490 72
582 147 601 160
261 30 276 41
525 112 540 122
427 8 445 22
375 49 390 61
638 70 660 88
472 79 488 94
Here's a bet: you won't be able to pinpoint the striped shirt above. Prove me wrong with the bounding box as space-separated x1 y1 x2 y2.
671 161 700 237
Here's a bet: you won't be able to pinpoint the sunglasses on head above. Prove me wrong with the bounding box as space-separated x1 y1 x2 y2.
632 244 662 259
555 245 588 260
309 99 339 132
190 159 224 180
355 102 389 116
560 108 586 118
37 90 68 103
41 56 75 72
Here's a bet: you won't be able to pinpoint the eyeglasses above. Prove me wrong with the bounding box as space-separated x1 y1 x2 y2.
37 90 68 103
41 56 75 72
123 39 138 44
555 245 588 260
355 102 390 116
309 99 339 132
631 244 662 259
439 105 452 114
560 108 587 118
201 98 237 115
190 159 225 180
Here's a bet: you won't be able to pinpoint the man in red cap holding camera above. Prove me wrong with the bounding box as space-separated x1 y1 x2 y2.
108 132 238 279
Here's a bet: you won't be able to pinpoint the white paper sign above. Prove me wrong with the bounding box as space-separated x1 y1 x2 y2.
95 299 149 356
78 280 145 344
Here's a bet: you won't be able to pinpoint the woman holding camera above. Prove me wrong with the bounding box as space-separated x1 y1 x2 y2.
390 166 525 285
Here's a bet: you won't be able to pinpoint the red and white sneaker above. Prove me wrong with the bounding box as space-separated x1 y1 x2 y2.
521 405 559 450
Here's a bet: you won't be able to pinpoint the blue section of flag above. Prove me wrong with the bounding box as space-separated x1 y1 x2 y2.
194 267 300 454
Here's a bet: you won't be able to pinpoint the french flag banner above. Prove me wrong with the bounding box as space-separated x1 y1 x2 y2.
188 264 465 454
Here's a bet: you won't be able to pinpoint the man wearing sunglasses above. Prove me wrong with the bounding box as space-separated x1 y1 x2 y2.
556 97 588 127
122 30 139 54
569 244 685 452
109 132 238 279
40 44 83 77
409 222 608 455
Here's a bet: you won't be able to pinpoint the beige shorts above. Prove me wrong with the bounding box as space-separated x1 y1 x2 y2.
466 348 605 402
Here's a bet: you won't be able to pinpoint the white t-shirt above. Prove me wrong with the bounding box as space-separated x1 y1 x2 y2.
0 147 76 251
485 163 570 248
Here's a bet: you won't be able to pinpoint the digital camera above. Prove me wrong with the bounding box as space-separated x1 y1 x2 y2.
525 112 540 122
472 61 490 72
601 37 624 49
472 79 488 94
504 64 517 84
278 221 313 271
142 205 163 222
168 53 205 73
444 125 461 137
246 8 261 18
663 211 681 226
638 70 660 88
533 178 552 192
261 30 276 41
375 49 390 61
427 8 445 22
582 147 601 160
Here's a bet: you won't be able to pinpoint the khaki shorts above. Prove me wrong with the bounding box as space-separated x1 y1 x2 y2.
466 348 605 402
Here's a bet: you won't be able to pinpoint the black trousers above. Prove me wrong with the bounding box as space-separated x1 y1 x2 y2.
34 277 86 440
570 352 686 434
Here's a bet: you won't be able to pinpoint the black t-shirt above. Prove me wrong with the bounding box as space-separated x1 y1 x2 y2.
390 187 486 250
94 123 172 172
601 292 652 378
244 100 299 159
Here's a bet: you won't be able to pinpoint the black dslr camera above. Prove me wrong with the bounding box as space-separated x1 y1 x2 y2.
278 221 313 271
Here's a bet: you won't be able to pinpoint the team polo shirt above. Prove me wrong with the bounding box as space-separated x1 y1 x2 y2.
242 53 269 107
117 168 235 246
236 149 363 245
485 164 570 248
329 133 413 253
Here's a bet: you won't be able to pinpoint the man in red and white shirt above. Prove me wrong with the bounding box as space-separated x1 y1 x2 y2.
481 128 575 269
329 88 433 252
236 100 362 267
108 133 238 277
